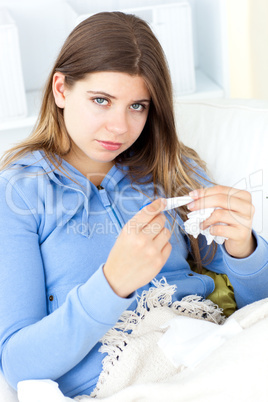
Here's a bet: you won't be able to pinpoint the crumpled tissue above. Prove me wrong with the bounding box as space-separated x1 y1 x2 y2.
184 207 228 245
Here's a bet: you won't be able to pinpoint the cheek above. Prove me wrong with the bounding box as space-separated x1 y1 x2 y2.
131 114 148 136
64 102 99 135
63 101 82 131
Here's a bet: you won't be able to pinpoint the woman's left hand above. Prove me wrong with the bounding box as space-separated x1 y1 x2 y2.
188 185 256 258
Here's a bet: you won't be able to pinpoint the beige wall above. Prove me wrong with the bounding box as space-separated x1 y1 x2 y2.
226 0 268 99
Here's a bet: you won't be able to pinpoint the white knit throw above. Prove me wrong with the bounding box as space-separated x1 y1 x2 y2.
85 279 225 400
16 291 268 402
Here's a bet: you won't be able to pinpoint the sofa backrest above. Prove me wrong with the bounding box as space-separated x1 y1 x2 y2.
174 99 268 240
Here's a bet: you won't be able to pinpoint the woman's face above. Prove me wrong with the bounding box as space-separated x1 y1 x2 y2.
59 71 151 177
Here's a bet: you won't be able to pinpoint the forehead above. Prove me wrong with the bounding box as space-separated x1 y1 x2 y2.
77 71 150 98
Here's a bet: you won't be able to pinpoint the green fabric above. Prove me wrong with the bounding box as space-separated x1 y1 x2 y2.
201 268 237 317
187 259 237 317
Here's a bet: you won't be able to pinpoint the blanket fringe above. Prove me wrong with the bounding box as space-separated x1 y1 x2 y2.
171 295 226 324
90 278 225 398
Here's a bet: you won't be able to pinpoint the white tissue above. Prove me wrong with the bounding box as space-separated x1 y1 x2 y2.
184 207 228 245
158 316 242 368
164 196 194 211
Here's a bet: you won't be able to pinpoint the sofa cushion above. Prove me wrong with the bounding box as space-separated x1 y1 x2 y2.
174 99 268 240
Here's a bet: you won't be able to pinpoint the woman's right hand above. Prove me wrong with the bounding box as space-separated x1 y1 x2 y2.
103 199 172 298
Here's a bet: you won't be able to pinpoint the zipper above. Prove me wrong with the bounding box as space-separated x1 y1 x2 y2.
97 185 124 231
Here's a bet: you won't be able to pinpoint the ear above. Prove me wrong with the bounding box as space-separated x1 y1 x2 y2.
52 72 66 108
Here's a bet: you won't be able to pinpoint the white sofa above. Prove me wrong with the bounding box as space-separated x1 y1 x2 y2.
0 98 268 401
174 98 268 241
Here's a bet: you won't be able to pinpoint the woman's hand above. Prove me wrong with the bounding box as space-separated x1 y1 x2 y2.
103 199 172 298
188 185 256 258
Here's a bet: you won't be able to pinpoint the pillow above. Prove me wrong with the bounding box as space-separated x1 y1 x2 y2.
174 99 268 240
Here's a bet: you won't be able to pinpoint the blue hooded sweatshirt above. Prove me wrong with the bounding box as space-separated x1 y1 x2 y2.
0 150 267 397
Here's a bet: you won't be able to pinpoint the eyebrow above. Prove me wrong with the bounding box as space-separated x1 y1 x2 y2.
86 90 151 103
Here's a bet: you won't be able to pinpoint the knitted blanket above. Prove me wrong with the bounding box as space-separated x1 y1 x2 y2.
17 280 268 402
90 279 226 398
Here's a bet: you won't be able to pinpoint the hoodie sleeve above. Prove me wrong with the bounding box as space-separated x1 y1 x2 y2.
199 231 268 308
0 176 135 389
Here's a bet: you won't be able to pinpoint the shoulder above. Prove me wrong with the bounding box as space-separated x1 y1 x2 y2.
0 157 50 213
0 150 52 182
0 164 45 181
0 164 48 192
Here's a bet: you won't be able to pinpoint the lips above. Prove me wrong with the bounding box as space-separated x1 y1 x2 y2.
97 140 122 151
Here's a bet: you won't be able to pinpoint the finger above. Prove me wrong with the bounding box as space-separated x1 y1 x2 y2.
154 226 172 247
190 185 252 202
188 193 254 217
143 198 167 214
209 224 241 240
131 198 166 231
200 208 253 231
141 213 166 238
161 241 172 264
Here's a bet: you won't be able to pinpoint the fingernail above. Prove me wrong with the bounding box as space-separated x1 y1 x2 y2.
147 198 164 212
187 202 195 210
189 190 199 198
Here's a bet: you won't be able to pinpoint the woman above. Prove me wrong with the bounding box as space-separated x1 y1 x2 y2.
0 11 267 398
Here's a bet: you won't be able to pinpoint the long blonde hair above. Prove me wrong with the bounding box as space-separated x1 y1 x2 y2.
1 11 216 270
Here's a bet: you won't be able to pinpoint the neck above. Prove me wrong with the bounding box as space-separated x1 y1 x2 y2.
63 152 114 187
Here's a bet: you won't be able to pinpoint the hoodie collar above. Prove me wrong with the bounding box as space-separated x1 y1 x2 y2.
11 150 129 195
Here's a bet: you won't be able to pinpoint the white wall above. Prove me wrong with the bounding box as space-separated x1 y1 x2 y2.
250 0 268 99
226 0 268 99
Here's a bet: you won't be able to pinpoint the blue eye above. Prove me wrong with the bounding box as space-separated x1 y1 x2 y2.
94 98 108 105
131 103 144 111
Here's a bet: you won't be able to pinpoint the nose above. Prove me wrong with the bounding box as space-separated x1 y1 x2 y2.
106 109 128 135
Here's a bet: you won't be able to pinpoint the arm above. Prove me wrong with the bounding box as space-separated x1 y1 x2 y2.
190 185 268 308
0 177 135 388
0 177 171 389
